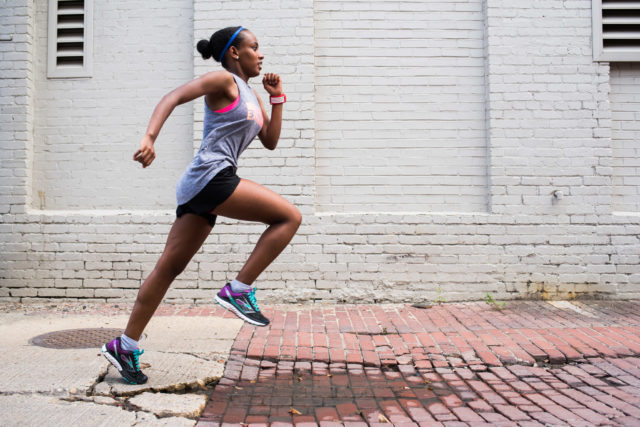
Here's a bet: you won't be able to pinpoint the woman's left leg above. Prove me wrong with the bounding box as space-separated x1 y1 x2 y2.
102 213 212 385
124 214 213 340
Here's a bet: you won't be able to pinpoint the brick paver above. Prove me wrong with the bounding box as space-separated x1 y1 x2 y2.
11 300 638 425
197 301 640 426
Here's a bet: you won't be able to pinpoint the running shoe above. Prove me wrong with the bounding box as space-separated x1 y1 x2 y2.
215 283 270 326
101 337 148 385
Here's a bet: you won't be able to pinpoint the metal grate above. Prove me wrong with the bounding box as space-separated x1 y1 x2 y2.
30 328 123 349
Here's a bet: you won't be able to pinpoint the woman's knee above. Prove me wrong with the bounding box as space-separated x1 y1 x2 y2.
156 254 190 280
283 205 302 230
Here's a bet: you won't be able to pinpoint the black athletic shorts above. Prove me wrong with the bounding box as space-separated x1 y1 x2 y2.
176 166 241 227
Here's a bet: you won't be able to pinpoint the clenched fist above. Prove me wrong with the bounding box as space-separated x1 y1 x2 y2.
262 73 282 96
133 134 156 168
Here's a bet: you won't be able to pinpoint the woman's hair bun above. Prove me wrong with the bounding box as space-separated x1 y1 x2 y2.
196 39 213 60
198 27 246 66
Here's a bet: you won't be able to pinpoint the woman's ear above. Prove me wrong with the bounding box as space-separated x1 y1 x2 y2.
229 45 240 59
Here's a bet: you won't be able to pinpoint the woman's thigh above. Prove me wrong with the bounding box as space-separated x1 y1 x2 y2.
158 213 213 273
211 179 301 225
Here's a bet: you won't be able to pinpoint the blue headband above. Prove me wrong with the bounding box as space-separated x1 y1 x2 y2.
218 26 244 62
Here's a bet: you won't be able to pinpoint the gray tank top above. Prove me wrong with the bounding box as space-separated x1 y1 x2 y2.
176 73 263 205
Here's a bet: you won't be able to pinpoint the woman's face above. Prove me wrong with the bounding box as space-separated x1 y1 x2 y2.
235 31 263 78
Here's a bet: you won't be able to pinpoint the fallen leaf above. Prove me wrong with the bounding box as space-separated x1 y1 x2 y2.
378 413 391 423
289 408 302 415
297 376 303 382
234 386 243 390
424 379 430 384
250 380 256 383
411 303 433 309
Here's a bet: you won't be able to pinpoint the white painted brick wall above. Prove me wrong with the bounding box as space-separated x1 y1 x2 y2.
610 62 640 212
31 0 194 210
485 0 613 218
1 0 639 304
0 0 34 215
314 0 487 213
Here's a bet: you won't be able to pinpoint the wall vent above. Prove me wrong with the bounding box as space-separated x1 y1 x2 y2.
47 0 93 77
594 0 640 61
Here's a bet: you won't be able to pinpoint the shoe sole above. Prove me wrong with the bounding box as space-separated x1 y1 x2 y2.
100 344 144 385
101 344 123 371
215 294 268 327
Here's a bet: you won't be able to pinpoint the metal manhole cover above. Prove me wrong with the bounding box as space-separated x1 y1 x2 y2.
30 328 124 349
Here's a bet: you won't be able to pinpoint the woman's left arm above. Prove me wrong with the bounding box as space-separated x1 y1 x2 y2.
255 73 283 150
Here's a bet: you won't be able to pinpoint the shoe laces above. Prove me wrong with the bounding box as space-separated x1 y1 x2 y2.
132 349 144 372
247 288 261 312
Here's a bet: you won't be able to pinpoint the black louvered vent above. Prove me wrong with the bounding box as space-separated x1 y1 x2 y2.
55 0 84 67
602 0 640 51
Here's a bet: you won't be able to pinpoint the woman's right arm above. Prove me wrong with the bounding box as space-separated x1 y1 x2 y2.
133 71 234 168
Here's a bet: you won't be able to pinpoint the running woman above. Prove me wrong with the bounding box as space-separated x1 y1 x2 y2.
101 26 301 385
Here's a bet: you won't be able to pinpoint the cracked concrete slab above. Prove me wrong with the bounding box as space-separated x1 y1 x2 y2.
0 311 242 425
94 351 224 396
129 392 207 418
0 394 197 427
135 415 196 426
0 313 240 392
0 394 137 427
1 346 107 395
140 315 241 360
0 313 111 394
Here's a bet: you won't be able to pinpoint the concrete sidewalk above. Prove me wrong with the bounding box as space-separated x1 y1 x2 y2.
1 300 640 426
0 303 243 426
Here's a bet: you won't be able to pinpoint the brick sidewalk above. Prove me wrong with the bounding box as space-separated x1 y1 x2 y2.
199 301 640 426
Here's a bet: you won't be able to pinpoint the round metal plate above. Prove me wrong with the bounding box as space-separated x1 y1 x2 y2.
30 328 124 349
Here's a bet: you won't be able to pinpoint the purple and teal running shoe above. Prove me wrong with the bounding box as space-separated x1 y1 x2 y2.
101 337 148 385
215 283 270 326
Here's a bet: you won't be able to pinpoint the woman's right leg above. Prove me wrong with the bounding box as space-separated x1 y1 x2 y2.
211 178 302 285
123 214 213 340
210 179 301 326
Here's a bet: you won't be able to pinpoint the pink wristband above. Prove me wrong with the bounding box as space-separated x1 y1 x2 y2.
269 94 286 105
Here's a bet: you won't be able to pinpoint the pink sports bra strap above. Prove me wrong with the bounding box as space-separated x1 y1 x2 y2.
214 96 239 113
